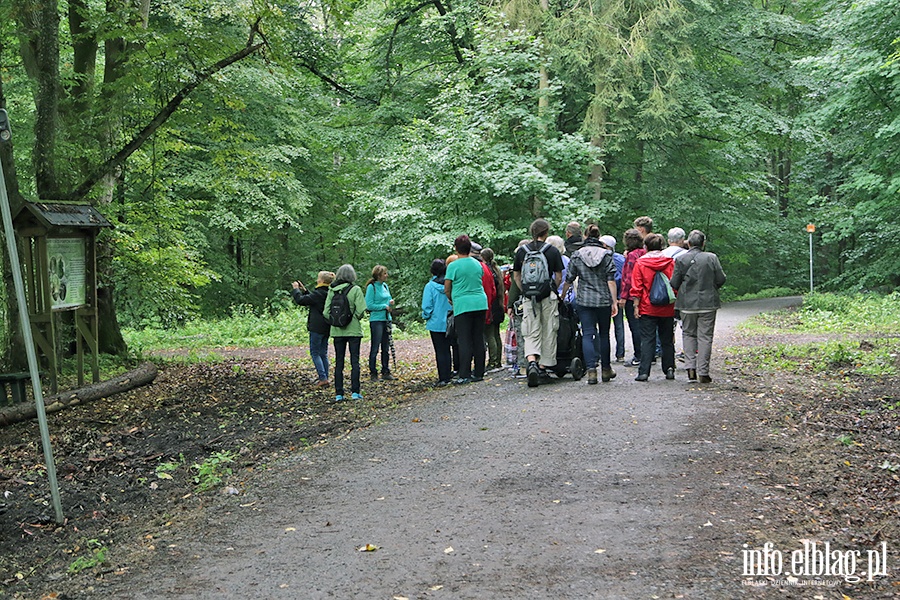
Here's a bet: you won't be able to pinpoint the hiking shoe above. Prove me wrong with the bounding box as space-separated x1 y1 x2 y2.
615 356 625 363
452 377 472 385
381 372 395 381
315 380 330 387
369 373 379 381
587 368 598 385
527 362 540 388
351 392 364 400
699 375 713 384
687 369 697 381
665 367 675 380
634 373 649 382
601 367 616 382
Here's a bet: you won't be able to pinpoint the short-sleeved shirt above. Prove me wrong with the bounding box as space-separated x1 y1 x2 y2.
445 257 489 315
513 241 565 283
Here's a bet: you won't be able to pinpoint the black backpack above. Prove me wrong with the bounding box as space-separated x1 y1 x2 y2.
327 285 353 327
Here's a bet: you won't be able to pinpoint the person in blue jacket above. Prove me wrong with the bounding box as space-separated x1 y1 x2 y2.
421 259 453 386
365 265 395 380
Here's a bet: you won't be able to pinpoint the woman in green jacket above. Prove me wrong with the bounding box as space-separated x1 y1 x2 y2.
324 264 367 401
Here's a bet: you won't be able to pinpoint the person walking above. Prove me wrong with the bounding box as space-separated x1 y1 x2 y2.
481 248 506 372
365 265 395 381
291 271 334 387
562 225 619 384
445 235 489 384
670 230 727 383
618 228 647 367
629 233 676 382
421 259 453 386
600 235 626 363
513 219 565 388
325 264 367 401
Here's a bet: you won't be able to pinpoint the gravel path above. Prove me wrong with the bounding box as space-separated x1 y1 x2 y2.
93 298 803 599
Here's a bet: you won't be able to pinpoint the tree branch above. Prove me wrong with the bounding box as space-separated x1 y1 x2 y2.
68 19 266 200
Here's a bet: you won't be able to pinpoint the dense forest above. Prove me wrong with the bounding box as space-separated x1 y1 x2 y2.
0 0 898 362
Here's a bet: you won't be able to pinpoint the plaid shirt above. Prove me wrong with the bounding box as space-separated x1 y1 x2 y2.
566 243 617 308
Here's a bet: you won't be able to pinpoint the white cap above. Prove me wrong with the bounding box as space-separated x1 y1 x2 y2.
599 235 616 250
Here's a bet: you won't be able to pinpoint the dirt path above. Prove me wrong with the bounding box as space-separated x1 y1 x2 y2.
60 297 831 599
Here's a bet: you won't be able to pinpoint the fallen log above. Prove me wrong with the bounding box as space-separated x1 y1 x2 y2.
0 362 158 427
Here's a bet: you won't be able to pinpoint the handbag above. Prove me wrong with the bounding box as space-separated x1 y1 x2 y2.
445 309 456 340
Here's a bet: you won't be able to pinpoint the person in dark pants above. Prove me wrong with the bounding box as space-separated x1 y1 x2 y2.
365 265 394 380
629 233 676 381
291 271 334 386
421 259 453 385
444 235 488 384
324 264 367 401
618 228 646 367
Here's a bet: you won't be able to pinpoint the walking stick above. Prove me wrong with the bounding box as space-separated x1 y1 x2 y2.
388 321 397 372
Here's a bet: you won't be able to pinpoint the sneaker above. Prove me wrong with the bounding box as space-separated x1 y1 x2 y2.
687 369 697 381
333 394 345 402
351 392 364 400
615 356 625 363
316 380 330 387
625 357 640 367
587 368 598 385
452 377 472 385
634 373 649 382
601 367 616 382
676 352 686 363
527 362 540 388
665 367 675 380
369 373 379 381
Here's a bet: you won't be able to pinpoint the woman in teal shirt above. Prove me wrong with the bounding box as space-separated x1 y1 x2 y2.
365 265 394 380
444 235 488 384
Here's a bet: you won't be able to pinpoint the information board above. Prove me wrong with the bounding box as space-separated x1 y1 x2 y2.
47 237 87 310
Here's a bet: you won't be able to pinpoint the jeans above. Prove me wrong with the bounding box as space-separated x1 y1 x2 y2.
429 331 453 383
612 309 625 359
308 331 329 381
333 336 361 396
624 300 642 361
638 315 675 376
578 305 613 369
369 320 391 376
455 310 486 380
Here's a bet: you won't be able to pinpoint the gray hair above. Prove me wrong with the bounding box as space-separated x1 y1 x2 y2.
566 221 582 237
334 264 357 284
667 227 686 244
687 230 706 248
546 235 566 254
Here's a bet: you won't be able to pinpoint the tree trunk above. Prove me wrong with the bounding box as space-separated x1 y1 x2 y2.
0 361 157 426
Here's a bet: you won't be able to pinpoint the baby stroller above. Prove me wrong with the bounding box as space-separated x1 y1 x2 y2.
553 301 585 380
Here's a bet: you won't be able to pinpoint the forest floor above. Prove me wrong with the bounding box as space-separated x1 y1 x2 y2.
1 298 898 599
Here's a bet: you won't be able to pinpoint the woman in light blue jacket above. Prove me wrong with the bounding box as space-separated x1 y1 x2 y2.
421 259 453 385
365 265 394 380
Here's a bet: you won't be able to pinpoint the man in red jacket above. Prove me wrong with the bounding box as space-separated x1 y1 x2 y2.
629 233 676 382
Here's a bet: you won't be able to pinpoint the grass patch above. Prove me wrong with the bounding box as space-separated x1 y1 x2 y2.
728 339 899 377
124 305 429 354
739 291 900 335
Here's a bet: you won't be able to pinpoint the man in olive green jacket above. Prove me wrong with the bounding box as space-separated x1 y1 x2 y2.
670 230 726 383
324 264 367 401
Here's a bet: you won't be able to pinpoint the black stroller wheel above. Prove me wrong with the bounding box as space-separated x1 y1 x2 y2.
570 357 585 380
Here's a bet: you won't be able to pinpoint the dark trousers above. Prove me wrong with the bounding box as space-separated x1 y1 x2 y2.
455 310 486 380
333 336 361 396
638 315 675 376
484 321 502 368
369 320 391 375
429 331 453 383
624 299 642 360
612 309 625 360
578 305 613 369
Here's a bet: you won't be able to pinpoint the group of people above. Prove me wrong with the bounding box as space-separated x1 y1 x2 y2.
291 264 395 403
291 214 726 401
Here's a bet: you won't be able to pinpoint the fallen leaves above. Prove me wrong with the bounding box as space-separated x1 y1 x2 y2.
358 543 379 552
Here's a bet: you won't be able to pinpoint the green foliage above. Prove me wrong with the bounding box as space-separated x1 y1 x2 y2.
67 539 108 574
192 451 235 492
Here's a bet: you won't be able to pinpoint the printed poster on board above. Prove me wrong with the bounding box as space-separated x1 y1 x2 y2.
47 237 87 310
